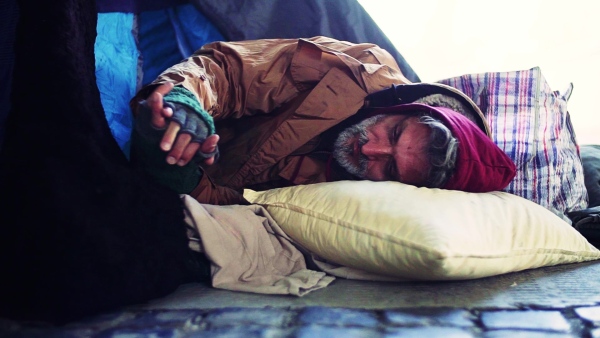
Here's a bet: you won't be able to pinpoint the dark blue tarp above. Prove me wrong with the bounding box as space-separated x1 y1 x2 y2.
190 0 420 83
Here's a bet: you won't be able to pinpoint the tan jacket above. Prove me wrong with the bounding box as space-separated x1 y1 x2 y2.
133 36 411 204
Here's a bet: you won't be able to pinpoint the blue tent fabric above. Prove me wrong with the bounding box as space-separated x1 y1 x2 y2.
95 4 223 156
95 12 140 156
138 3 224 85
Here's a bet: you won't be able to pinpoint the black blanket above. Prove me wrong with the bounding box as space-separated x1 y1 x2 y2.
0 0 198 323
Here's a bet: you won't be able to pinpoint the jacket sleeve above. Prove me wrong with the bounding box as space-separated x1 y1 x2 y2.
189 173 248 205
131 36 409 121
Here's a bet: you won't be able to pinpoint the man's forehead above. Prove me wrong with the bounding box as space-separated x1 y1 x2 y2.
369 109 423 121
371 113 418 127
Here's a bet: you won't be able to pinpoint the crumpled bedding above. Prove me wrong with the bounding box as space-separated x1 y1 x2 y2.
181 195 334 296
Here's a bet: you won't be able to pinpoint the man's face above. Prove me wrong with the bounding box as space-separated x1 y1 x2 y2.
333 114 431 186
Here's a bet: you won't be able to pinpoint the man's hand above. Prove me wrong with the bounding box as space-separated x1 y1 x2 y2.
144 82 219 166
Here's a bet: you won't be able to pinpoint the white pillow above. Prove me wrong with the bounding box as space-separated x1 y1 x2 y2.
244 181 600 280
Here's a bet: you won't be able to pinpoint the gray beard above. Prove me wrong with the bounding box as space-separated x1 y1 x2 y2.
333 115 384 178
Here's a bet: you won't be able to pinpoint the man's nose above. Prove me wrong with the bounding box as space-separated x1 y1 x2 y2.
361 141 392 159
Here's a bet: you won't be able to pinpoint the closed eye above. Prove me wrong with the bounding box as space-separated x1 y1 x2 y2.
385 122 405 180
388 122 401 145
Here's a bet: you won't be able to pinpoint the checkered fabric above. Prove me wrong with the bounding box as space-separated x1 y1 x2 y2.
439 67 588 223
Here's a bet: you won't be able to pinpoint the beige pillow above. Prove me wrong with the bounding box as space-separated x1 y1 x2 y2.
244 181 600 280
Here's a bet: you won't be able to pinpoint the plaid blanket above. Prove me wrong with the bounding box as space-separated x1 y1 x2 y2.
439 67 588 223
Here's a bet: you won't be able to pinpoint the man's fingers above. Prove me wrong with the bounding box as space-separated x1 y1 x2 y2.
203 156 216 166
201 134 220 153
178 141 201 166
154 82 175 96
167 133 194 165
201 134 220 166
162 132 219 166
161 122 180 151
150 105 173 129
148 83 175 128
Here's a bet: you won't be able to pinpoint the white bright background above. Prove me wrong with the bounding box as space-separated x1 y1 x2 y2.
358 0 600 145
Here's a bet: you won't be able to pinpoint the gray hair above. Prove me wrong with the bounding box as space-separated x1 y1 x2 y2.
418 114 458 188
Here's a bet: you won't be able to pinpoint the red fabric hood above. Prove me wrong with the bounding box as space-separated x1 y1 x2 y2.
368 103 516 192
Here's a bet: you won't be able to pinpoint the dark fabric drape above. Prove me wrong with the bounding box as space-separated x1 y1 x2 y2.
0 0 195 323
190 0 421 83
0 0 19 149
96 0 187 13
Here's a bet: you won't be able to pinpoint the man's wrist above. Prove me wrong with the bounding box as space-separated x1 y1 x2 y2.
130 128 203 194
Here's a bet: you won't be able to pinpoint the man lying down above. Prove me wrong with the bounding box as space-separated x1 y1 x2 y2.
129 36 518 294
131 36 516 205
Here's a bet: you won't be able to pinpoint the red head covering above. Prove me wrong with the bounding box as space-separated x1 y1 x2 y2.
367 103 516 192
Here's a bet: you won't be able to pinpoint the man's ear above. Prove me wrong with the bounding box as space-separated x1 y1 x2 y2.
414 94 479 125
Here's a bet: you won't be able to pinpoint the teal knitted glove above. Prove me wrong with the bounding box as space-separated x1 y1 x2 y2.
131 86 217 193
164 86 218 161
134 86 218 161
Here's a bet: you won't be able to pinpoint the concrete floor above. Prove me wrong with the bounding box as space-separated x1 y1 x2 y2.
138 260 600 311
3 260 600 337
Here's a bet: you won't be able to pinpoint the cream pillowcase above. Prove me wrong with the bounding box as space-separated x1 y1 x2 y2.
244 181 600 281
